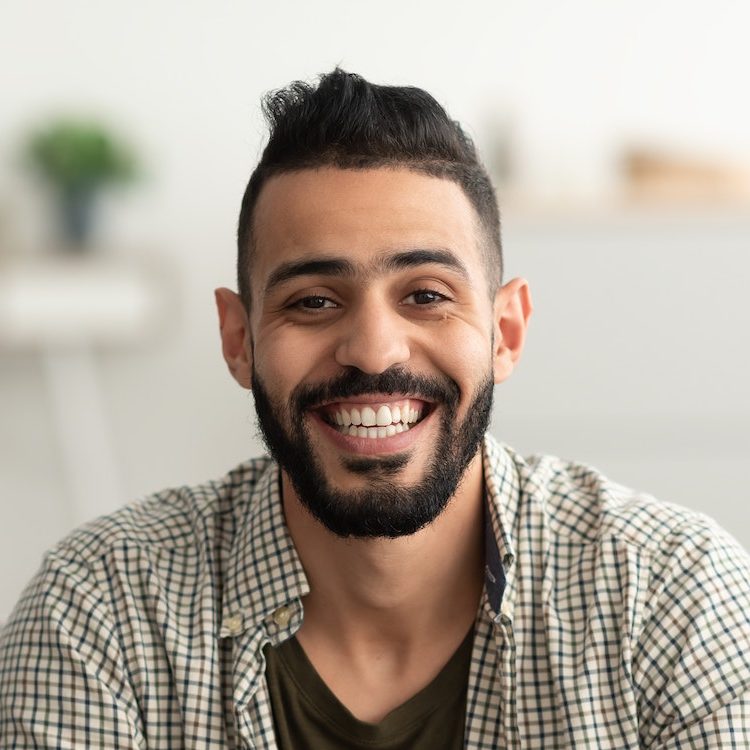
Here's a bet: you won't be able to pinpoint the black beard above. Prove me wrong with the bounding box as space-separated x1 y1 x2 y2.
251 366 493 539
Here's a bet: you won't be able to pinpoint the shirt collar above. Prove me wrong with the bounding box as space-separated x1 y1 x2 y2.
220 461 310 638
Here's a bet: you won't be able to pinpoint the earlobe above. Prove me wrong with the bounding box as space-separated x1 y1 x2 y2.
492 278 533 384
214 287 253 389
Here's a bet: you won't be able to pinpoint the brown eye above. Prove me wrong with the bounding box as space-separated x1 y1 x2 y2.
404 290 448 305
294 295 337 310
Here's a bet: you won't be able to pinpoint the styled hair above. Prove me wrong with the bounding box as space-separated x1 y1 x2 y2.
237 68 502 308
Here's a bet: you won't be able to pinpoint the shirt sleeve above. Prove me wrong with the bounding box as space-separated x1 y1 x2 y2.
0 552 145 749
634 519 750 748
654 693 750 749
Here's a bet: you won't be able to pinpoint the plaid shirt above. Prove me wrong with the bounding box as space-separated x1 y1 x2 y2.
2 435 749 748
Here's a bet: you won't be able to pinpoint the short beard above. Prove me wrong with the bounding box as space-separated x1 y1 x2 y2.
251 366 493 539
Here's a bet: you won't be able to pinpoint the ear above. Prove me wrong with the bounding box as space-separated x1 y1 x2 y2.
215 288 253 389
492 277 532 384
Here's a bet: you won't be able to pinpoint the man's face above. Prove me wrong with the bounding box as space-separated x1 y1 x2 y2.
245 167 505 537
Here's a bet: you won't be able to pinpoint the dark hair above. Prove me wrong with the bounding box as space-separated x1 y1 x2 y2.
237 68 502 309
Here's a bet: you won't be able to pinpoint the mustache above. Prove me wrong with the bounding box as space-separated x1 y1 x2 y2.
291 367 460 412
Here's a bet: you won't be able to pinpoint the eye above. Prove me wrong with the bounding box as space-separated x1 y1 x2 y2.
290 295 339 310
403 289 449 305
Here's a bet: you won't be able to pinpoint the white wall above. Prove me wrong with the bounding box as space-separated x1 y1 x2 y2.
498 211 749 535
1 1 749 618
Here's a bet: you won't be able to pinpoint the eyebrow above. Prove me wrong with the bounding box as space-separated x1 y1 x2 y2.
381 249 470 279
263 248 470 295
264 258 354 294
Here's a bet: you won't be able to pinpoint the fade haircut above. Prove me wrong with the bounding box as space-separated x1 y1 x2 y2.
237 68 502 310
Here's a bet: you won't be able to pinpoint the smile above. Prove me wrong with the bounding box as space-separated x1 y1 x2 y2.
317 398 429 439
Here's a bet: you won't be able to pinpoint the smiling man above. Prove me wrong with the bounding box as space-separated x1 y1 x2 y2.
2 70 750 749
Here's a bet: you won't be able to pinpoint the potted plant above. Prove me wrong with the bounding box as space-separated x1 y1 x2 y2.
26 119 137 249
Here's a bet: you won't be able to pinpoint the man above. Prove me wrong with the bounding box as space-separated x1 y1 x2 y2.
2 69 749 749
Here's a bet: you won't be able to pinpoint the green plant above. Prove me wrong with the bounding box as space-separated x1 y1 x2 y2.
27 119 136 191
25 119 138 246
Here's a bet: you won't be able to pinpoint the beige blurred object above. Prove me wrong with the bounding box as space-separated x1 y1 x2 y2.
0 254 165 348
622 148 750 204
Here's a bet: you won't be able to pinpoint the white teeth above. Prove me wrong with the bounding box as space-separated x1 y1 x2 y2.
330 399 425 432
376 405 392 426
361 406 377 427
330 402 428 440
400 402 411 424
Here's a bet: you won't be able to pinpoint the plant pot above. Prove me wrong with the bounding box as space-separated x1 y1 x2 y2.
59 185 96 250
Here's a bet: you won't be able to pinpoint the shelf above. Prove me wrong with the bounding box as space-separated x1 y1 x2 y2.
0 254 166 348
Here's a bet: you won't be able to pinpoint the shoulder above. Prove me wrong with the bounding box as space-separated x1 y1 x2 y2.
0 454 274 669
48 454 276 566
504 443 744 561
495 439 750 609
488 435 750 595
2 455 277 639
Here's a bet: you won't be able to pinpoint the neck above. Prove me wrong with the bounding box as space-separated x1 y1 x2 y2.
282 452 486 648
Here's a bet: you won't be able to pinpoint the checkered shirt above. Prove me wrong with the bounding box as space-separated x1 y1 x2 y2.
2 435 749 748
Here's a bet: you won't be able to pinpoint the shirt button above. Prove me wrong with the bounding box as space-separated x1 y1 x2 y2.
272 606 292 627
224 614 243 635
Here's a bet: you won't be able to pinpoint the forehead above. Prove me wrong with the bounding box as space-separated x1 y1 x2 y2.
250 166 485 291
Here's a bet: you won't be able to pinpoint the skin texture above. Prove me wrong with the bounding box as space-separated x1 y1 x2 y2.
216 166 532 722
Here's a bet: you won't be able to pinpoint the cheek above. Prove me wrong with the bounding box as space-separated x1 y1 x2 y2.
253 327 334 395
429 326 493 388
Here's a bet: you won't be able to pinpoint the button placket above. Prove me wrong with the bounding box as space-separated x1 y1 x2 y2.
496 614 520 749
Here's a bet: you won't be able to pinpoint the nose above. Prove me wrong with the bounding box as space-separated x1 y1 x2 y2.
334 301 411 374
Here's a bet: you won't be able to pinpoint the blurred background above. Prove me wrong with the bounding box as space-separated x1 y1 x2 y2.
1 0 749 618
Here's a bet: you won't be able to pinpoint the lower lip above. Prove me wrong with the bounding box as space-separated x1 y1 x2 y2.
310 411 432 455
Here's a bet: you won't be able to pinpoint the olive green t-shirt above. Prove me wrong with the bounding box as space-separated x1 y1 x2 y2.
263 630 473 749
